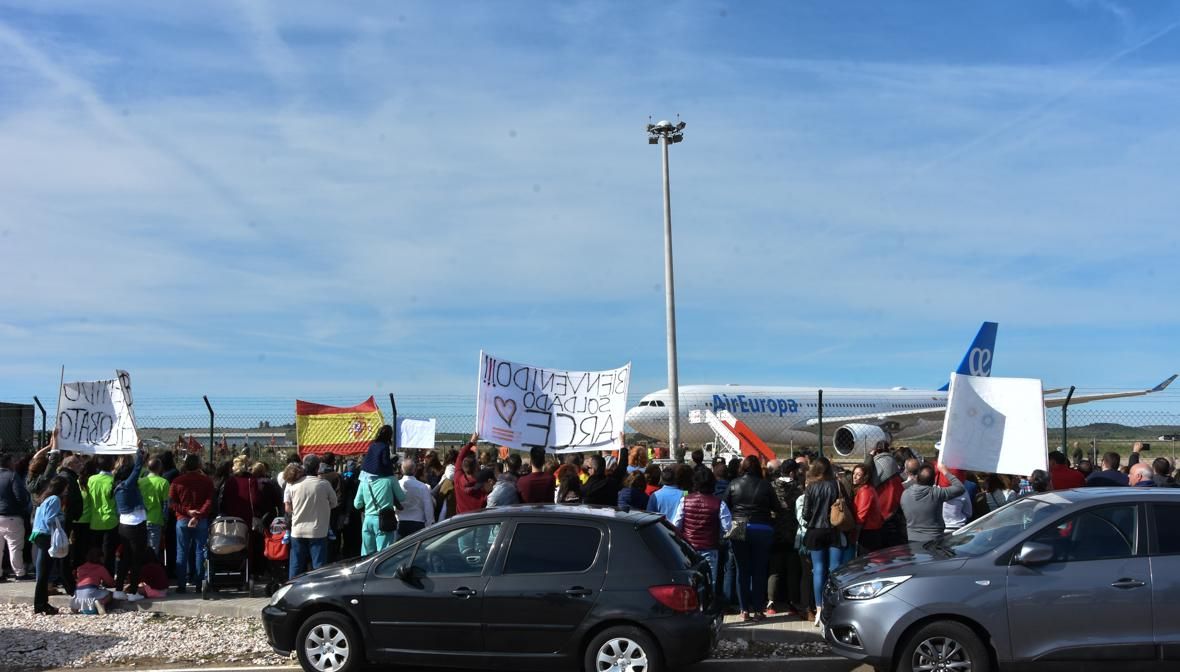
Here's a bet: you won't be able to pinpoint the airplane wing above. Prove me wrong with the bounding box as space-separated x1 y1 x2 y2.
801 406 945 429
801 375 1177 428
1043 375 1176 408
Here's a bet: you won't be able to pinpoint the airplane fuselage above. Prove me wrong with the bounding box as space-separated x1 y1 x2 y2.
625 384 948 447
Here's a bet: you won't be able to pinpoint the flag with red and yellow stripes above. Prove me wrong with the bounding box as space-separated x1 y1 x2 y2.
295 397 385 457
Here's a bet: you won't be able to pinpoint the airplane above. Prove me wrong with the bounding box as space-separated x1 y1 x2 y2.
624 321 1177 456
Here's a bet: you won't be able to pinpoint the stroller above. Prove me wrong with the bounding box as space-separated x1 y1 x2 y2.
203 516 252 599
263 516 290 596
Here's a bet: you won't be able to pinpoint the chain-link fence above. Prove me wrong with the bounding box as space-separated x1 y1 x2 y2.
5 395 1180 466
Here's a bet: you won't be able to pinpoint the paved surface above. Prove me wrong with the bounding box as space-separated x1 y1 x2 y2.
0 579 823 641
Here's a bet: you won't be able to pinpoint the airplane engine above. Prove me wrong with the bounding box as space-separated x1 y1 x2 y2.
833 424 891 457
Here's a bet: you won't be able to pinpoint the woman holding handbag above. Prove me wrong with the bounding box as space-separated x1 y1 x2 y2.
800 458 848 623
352 471 406 556
723 455 779 622
31 476 69 615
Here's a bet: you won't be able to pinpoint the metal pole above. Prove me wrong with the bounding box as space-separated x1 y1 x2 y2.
1061 386 1075 457
660 135 682 463
203 395 215 466
33 396 47 449
817 389 824 458
389 393 398 454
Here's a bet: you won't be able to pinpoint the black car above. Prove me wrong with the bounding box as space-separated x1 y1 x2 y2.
263 505 721 672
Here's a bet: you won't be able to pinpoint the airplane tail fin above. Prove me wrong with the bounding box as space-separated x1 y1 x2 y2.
938 321 998 391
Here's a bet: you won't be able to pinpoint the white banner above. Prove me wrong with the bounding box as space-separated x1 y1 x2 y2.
397 418 437 450
475 351 630 453
56 372 139 454
939 373 1047 477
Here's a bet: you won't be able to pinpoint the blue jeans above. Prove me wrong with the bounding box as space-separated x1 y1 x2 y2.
720 541 738 607
731 526 774 613
809 545 843 609
146 523 163 559
175 518 209 590
289 537 327 579
695 548 720 587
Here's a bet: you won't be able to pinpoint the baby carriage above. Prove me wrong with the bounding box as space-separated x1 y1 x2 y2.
263 516 289 597
203 516 252 599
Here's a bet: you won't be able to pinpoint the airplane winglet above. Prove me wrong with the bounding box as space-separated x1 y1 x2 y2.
1152 374 1177 393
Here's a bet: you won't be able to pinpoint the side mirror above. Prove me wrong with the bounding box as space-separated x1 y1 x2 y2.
394 564 416 582
1014 541 1054 566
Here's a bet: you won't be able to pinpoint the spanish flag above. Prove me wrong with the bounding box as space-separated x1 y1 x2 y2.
296 397 386 458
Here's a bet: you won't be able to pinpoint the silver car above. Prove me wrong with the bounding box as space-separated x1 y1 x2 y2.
824 487 1180 671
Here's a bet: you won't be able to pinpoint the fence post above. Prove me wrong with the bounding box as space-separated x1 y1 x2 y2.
32 396 47 449
817 389 824 459
203 395 215 466
1060 386 1075 459
389 393 398 451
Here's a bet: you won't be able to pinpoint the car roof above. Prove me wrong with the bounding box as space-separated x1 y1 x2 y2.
446 504 664 526
1023 487 1180 506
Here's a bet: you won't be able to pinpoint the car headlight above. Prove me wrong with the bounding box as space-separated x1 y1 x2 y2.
841 575 911 601
268 583 293 607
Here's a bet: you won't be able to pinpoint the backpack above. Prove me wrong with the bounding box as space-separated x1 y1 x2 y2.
830 481 856 532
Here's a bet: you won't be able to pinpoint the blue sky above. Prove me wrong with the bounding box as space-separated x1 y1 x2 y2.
1 1 1177 417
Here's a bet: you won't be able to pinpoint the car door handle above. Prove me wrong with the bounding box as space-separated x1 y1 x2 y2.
1111 578 1146 589
565 587 593 597
451 587 477 598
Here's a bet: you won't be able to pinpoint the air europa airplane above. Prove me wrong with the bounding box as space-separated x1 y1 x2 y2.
624 322 1176 456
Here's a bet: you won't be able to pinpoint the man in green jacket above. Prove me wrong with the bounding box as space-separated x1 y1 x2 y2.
139 458 170 558
88 455 119 575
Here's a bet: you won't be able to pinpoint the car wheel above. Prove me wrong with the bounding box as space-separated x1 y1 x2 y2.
296 612 359 672
898 621 989 672
583 625 661 672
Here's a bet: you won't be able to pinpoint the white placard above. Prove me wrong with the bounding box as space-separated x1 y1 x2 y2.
398 418 437 449
939 373 1047 477
475 351 630 453
56 372 139 454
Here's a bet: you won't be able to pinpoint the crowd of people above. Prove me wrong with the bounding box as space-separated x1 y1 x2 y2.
0 427 1173 621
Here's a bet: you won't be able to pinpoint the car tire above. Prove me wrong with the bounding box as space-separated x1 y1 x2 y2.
897 621 989 672
296 612 360 672
583 625 661 672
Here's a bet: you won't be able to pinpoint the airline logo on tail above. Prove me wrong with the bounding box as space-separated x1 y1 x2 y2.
939 322 998 391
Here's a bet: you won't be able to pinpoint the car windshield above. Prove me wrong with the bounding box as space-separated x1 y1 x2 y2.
936 496 1064 557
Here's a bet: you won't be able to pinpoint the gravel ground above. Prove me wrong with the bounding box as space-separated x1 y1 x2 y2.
0 604 291 671
712 637 832 659
0 601 829 670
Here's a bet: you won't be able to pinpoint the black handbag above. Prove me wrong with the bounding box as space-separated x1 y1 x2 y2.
368 479 400 533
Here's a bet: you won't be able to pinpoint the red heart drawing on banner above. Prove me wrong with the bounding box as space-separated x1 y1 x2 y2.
494 397 517 426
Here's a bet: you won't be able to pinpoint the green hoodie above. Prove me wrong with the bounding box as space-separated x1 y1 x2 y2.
88 473 117 531
138 473 170 525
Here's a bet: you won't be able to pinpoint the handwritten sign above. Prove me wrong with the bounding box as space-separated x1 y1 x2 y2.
939 373 1047 477
56 372 139 454
475 351 630 453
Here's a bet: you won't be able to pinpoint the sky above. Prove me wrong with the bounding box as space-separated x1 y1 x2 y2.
1 0 1178 419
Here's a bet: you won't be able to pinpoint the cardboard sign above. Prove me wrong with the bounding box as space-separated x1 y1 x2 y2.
475 351 630 453
939 373 1047 477
397 418 437 450
56 373 139 454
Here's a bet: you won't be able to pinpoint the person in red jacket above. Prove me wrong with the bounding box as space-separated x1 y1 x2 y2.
1048 451 1086 490
168 455 214 593
852 464 885 553
453 433 489 514
671 469 732 589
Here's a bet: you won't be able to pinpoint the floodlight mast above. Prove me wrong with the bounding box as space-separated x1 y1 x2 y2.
646 117 686 462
